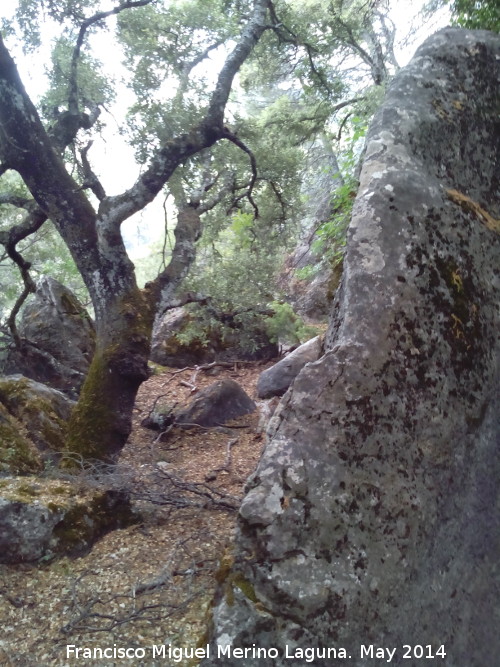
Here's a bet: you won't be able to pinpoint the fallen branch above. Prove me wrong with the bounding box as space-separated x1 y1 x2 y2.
59 533 218 635
133 467 241 511
179 379 197 392
206 437 239 480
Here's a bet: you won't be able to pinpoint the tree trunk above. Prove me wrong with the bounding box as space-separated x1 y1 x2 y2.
64 206 201 463
64 287 154 463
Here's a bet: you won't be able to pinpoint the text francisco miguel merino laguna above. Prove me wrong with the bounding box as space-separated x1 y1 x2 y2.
66 644 351 662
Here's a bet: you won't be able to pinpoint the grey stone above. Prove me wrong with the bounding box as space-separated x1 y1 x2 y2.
3 276 95 396
150 307 278 368
0 375 75 458
176 379 256 428
150 307 209 367
256 335 322 398
0 477 135 563
203 29 500 666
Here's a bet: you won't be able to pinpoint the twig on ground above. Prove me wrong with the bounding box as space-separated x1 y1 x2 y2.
163 359 262 385
205 437 239 481
132 466 241 511
179 379 197 392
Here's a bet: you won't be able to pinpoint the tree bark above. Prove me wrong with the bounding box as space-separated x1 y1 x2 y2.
65 288 154 462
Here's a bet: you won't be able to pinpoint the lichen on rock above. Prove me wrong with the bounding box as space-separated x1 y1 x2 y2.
2 276 96 396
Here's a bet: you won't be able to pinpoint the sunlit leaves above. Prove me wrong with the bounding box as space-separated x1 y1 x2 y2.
41 36 114 116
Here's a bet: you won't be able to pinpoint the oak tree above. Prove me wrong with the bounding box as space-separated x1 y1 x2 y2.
0 0 426 462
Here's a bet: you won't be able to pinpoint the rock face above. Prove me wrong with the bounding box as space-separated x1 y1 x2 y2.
150 307 206 367
204 29 500 666
3 276 95 396
0 477 134 563
176 379 256 428
256 336 322 398
278 138 345 323
279 250 340 324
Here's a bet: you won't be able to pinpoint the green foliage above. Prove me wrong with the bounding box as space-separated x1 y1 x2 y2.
178 204 311 352
229 211 255 249
0 0 427 359
448 0 500 30
117 0 239 158
41 36 114 116
312 176 356 263
265 301 318 346
0 211 89 322
296 117 367 282
11 0 104 52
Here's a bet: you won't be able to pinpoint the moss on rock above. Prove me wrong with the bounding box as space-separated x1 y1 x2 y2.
0 376 71 456
0 476 137 562
0 403 43 475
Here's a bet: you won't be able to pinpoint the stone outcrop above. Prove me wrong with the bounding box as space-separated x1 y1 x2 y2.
0 477 135 563
256 335 322 398
278 137 345 323
3 276 95 396
203 29 500 666
279 251 340 324
150 307 208 367
176 379 256 428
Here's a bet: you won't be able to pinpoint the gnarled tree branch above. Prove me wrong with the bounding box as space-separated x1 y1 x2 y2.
79 141 106 201
221 128 259 217
98 0 271 231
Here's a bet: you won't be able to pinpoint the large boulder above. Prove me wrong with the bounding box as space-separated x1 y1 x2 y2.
150 307 278 368
0 477 135 563
0 375 75 469
3 276 95 396
256 335 323 398
0 402 43 475
204 29 500 666
150 307 211 367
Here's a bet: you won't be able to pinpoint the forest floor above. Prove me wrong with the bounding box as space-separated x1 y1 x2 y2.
0 360 274 666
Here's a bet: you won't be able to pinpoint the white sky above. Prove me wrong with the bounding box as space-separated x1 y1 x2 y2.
0 0 451 259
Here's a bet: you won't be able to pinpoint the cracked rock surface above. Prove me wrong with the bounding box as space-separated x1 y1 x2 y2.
203 28 500 667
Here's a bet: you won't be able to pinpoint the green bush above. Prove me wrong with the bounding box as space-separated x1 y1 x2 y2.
265 302 319 346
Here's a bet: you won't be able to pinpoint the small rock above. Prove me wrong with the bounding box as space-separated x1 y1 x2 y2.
176 379 256 428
